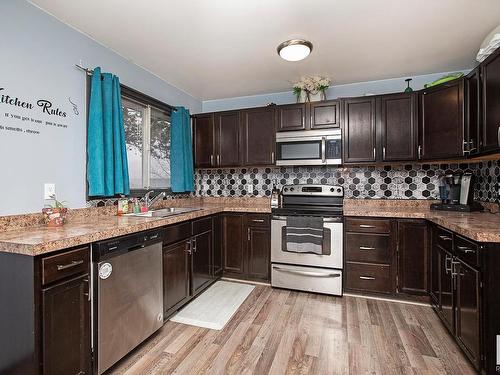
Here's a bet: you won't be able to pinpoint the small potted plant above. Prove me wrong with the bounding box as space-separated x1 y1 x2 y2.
43 194 68 227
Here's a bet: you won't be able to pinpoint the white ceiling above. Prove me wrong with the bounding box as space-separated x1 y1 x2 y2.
31 0 500 100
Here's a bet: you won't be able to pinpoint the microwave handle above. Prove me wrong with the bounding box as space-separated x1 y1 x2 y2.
321 137 326 163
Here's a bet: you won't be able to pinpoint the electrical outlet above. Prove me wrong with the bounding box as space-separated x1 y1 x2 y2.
44 183 56 200
247 183 253 194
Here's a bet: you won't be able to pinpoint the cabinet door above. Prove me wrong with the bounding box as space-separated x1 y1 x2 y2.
456 260 481 369
42 275 90 375
481 48 500 154
430 240 440 306
193 113 215 168
439 247 455 334
192 231 212 294
465 68 481 156
342 97 377 163
277 103 307 131
163 240 190 315
380 93 417 161
246 225 270 281
420 80 464 160
310 100 340 129
397 220 429 295
223 214 245 275
213 214 223 277
215 111 241 166
241 106 276 165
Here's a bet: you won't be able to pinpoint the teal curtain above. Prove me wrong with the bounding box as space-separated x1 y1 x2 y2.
87 67 130 197
170 107 194 192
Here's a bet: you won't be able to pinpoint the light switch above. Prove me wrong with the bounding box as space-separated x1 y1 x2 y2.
44 183 56 200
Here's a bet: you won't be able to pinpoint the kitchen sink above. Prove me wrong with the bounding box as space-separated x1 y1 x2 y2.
125 207 201 218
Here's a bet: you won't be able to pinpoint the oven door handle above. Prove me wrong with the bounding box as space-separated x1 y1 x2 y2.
272 216 342 223
273 266 341 278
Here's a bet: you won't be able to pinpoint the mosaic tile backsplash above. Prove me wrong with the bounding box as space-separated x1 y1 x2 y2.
195 160 500 203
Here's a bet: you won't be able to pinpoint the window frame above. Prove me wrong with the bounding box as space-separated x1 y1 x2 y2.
85 78 175 200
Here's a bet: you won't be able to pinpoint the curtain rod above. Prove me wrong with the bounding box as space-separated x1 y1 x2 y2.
75 63 178 112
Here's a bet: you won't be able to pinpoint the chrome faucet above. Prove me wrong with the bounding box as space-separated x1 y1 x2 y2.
144 190 166 209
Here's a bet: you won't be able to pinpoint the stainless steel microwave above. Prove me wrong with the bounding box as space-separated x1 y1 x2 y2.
275 129 342 166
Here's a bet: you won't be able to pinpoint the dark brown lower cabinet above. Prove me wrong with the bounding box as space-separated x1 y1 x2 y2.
163 239 190 317
191 229 212 294
222 213 270 282
212 214 223 278
42 274 90 375
397 220 429 295
455 259 481 368
438 246 455 333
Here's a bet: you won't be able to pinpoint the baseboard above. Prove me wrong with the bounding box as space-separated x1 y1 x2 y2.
343 292 432 307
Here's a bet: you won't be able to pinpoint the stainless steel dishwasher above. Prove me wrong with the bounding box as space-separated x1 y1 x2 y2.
93 229 163 375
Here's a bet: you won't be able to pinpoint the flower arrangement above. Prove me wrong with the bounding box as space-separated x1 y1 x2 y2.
293 76 331 102
42 194 68 227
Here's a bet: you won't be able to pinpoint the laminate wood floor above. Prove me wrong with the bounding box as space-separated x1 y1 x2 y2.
108 285 477 375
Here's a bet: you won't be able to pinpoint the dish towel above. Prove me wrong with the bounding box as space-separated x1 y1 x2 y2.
170 106 194 192
87 67 130 197
285 216 324 255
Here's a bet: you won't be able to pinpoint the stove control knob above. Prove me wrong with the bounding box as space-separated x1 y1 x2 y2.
337 188 342 193
330 188 334 192
290 187 295 191
284 188 288 192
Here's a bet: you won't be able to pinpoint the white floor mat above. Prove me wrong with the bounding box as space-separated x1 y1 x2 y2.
169 280 254 330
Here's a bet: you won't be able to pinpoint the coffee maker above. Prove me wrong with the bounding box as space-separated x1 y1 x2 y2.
431 172 482 212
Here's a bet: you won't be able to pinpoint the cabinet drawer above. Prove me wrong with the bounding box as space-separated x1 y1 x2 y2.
246 214 270 227
434 226 453 252
42 247 89 285
345 233 391 263
345 262 392 294
345 217 391 234
163 222 191 246
455 235 480 268
193 216 212 235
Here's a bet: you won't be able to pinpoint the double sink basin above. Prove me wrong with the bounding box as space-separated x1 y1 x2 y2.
125 207 201 218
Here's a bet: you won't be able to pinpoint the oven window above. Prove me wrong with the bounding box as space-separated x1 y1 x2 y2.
278 141 321 160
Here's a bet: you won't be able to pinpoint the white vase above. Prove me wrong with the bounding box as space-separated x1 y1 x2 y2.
296 91 308 103
309 91 327 102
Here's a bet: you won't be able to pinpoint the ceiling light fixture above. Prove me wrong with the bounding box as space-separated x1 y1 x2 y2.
277 39 313 61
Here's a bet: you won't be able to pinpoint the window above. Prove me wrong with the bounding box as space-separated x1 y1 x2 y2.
121 86 172 193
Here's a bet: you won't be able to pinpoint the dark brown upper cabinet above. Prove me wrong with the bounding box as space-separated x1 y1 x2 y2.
481 47 500 154
465 68 481 156
419 79 464 160
277 103 307 131
193 113 215 168
342 97 377 163
241 106 276 165
214 111 241 167
309 100 340 129
380 93 417 161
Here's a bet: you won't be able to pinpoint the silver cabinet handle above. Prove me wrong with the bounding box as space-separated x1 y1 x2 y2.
373 147 376 160
271 151 275 164
445 254 452 274
359 276 375 280
462 140 468 155
359 224 375 228
273 266 341 278
359 246 376 250
418 145 422 159
252 219 264 223
56 260 84 271
321 137 326 163
457 245 475 254
217 154 221 165
438 235 452 241
498 125 500 147
382 146 386 160
247 227 250 241
185 240 192 255
210 154 214 166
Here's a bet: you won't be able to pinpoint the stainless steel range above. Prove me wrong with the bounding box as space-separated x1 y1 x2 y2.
271 184 344 296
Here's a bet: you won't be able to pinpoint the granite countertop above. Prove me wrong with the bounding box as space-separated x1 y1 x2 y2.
0 202 271 256
344 199 500 243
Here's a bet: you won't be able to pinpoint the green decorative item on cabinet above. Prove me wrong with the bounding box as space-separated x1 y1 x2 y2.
424 72 464 88
404 78 413 93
